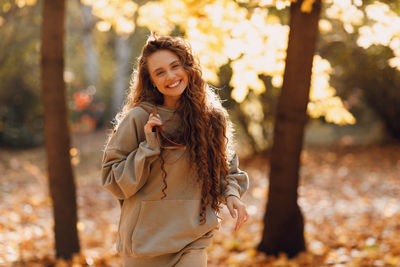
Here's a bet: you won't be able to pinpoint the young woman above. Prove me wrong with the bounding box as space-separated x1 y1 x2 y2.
101 34 249 267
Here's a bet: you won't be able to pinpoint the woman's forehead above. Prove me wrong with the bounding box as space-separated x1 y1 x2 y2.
147 50 180 71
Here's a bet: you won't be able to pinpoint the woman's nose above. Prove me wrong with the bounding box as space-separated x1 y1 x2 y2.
166 69 176 81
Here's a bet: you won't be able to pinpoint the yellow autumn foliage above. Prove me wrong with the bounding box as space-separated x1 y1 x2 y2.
136 0 356 124
357 2 400 71
79 0 361 125
81 0 137 35
309 56 355 125
15 0 37 8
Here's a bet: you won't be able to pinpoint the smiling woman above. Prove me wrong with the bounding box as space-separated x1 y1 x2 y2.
101 33 249 266
147 49 189 108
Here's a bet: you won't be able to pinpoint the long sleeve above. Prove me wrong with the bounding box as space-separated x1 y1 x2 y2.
101 108 160 200
222 154 249 201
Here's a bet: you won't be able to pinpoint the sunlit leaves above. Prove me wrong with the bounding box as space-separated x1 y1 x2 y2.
323 0 400 71
248 0 291 10
300 0 316 13
0 0 36 18
138 0 249 83
247 0 317 12
388 57 400 70
2 2 12 13
136 0 354 124
308 56 356 125
138 2 287 98
81 0 137 35
325 0 364 34
319 19 332 33
15 0 37 8
137 6 167 34
229 10 289 101
78 0 355 125
357 2 400 71
95 21 112 32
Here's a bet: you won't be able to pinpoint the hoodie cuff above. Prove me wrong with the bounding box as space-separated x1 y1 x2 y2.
224 186 241 200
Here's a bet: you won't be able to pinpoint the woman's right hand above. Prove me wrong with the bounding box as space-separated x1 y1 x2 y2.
144 113 164 133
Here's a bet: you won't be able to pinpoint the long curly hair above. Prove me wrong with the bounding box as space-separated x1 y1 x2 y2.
115 34 235 223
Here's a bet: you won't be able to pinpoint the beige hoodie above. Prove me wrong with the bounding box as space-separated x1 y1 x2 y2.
101 102 249 257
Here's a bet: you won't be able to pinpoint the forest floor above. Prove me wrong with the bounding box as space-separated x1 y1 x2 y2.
0 130 399 267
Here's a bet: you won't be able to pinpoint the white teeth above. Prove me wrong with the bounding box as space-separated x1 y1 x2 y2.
168 80 180 88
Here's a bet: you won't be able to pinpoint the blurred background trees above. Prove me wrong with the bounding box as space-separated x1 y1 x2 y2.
0 0 43 147
1 0 400 151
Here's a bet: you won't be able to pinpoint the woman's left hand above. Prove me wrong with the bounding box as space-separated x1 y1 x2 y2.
226 195 248 231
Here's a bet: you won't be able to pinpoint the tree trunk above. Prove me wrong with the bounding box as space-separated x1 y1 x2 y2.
258 0 321 258
41 0 80 259
112 34 132 116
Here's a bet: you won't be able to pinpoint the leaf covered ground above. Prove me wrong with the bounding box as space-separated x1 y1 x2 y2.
0 131 399 267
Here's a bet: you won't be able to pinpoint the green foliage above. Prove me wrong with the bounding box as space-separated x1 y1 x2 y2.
319 6 400 140
216 62 279 154
0 1 43 147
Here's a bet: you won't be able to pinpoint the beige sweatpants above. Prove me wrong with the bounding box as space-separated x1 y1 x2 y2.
122 231 213 267
174 248 207 267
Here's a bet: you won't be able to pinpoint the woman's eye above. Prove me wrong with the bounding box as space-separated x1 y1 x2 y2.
172 64 180 69
156 71 164 76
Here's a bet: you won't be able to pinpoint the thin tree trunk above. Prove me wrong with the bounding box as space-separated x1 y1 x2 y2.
41 0 80 259
112 34 131 116
258 0 321 258
81 2 99 86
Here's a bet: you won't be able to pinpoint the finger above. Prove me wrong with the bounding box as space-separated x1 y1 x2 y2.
236 217 244 231
152 113 161 120
149 113 161 120
152 116 163 123
227 200 237 219
235 206 247 231
235 217 241 231
241 206 249 223
148 118 163 126
235 209 243 231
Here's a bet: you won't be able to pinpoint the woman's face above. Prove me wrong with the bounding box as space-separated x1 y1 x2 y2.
147 49 189 107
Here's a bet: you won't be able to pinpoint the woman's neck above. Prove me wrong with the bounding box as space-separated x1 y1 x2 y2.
163 96 180 109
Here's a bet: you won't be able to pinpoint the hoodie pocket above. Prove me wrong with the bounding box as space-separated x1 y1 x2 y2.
131 199 218 257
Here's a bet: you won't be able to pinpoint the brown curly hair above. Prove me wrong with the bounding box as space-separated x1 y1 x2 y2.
116 33 234 223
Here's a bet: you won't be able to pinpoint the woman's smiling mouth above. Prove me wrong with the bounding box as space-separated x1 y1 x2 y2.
167 80 181 88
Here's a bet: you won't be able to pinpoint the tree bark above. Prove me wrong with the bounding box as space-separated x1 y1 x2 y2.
258 0 322 258
41 0 80 259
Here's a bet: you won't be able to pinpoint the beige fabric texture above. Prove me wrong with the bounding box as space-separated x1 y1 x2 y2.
122 230 213 267
101 101 249 262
